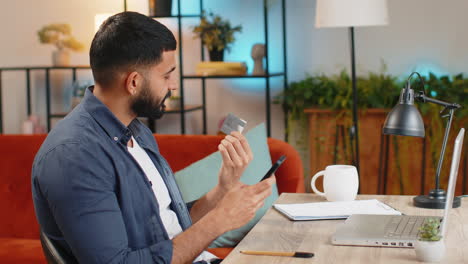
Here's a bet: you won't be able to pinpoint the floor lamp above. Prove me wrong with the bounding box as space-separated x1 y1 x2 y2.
315 0 389 179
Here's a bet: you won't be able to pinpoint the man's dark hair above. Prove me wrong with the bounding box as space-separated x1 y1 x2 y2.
90 11 177 87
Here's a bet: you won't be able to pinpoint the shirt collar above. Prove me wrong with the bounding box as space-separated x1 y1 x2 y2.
82 86 144 144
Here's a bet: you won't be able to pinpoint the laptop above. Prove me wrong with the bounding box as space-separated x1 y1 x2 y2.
332 128 465 248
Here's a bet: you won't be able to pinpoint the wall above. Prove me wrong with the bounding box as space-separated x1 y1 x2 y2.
0 0 466 137
288 0 468 80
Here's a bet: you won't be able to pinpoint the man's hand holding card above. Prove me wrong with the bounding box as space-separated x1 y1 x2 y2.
217 131 253 191
216 114 276 196
217 114 250 191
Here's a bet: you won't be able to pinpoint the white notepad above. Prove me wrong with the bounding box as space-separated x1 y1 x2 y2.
273 199 402 221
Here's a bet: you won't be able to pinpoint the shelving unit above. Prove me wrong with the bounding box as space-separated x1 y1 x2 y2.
0 1 288 135
0 66 90 133
182 73 285 79
0 66 206 133
125 0 288 137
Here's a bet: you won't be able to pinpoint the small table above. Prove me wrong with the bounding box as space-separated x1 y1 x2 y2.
222 193 468 264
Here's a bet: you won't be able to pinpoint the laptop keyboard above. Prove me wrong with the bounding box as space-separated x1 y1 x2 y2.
384 216 426 239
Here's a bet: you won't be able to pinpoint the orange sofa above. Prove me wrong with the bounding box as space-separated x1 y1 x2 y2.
0 134 304 263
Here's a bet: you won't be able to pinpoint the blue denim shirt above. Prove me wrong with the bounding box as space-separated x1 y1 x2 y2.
32 87 203 264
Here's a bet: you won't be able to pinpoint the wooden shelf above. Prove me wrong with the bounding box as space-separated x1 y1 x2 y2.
49 104 203 119
182 72 285 79
0 66 90 71
50 113 68 118
165 104 203 113
150 14 201 18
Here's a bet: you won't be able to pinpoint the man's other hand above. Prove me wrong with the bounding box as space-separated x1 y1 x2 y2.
212 176 275 232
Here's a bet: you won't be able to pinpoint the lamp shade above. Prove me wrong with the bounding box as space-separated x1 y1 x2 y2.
315 0 389 28
383 88 425 137
383 104 425 137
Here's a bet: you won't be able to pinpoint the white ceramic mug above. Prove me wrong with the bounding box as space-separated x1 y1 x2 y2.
310 165 359 201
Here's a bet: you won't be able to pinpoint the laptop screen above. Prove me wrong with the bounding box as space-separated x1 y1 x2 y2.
440 128 465 237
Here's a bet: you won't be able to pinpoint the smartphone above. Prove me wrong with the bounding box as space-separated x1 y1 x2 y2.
260 155 287 181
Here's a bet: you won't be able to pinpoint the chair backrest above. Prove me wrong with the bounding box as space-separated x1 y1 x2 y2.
40 230 78 264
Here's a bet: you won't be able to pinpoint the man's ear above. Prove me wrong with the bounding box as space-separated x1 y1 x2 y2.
125 71 141 95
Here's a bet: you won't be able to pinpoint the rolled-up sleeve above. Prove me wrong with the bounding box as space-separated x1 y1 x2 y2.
185 200 197 213
34 142 173 264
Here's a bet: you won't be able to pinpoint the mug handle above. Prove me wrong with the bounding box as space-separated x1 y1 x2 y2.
311 170 326 196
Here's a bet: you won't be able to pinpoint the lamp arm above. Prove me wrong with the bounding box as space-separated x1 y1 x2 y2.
407 71 461 109
408 72 462 191
406 72 427 94
414 91 460 191
415 92 461 109
434 108 455 190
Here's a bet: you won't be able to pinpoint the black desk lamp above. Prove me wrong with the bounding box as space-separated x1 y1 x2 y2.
383 72 462 209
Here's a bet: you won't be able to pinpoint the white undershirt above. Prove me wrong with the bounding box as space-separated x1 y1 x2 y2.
127 137 217 263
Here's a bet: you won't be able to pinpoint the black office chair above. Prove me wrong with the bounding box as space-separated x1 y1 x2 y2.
40 230 79 264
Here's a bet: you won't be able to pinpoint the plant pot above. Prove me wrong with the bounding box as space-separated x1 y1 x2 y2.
208 49 224 61
414 239 445 262
70 97 82 110
303 109 468 195
52 49 70 66
166 98 180 110
148 0 172 17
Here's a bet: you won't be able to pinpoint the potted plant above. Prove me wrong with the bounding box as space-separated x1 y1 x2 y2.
275 67 467 194
192 12 242 61
148 0 172 17
37 23 84 66
166 95 181 110
414 218 445 262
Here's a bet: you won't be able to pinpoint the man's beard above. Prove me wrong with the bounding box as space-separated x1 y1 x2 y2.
130 81 171 120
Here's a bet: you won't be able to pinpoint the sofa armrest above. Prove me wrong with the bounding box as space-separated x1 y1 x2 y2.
267 138 305 194
155 134 305 194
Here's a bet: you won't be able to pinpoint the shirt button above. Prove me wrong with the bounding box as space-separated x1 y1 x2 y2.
113 137 118 141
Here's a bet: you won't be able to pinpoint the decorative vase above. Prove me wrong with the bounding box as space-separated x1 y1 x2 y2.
414 239 445 263
52 49 70 66
251 43 266 75
208 49 224 62
69 80 92 111
148 0 172 17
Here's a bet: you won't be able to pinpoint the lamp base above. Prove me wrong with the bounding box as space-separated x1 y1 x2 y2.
413 189 461 209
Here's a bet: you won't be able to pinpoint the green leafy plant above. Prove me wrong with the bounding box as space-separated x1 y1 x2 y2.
192 12 242 52
275 68 467 193
276 69 402 123
277 70 468 122
418 218 442 241
37 23 84 51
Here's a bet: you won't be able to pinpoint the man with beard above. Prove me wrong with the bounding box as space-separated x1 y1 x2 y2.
32 12 275 264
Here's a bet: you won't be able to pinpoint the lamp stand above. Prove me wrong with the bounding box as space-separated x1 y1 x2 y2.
349 27 361 182
413 106 461 209
413 189 461 209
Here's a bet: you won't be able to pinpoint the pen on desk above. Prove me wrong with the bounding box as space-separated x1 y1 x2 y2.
240 250 314 258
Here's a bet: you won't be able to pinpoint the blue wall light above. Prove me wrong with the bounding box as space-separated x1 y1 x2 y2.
411 62 448 79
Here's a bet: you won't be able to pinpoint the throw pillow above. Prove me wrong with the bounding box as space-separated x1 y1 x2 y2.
174 123 279 247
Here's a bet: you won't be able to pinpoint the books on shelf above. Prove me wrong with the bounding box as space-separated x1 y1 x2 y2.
195 62 247 76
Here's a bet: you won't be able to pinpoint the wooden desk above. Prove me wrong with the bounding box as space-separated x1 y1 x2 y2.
222 193 468 264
